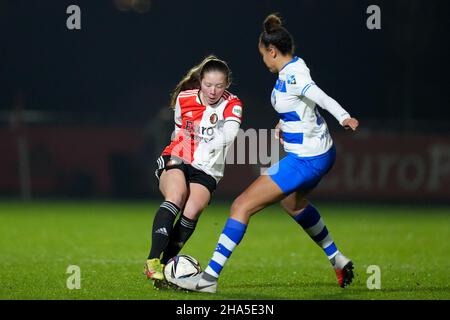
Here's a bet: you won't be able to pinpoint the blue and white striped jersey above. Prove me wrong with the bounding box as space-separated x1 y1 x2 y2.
271 56 350 158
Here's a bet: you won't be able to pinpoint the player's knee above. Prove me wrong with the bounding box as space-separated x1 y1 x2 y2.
281 198 309 216
230 196 250 217
165 190 188 208
183 206 203 220
183 211 201 221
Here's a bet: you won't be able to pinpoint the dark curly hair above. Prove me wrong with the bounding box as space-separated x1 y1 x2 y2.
259 13 294 55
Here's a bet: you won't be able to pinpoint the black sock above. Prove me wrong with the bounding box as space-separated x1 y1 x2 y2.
161 215 198 264
148 201 180 259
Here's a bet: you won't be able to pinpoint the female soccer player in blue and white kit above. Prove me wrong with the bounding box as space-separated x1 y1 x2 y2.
172 14 360 293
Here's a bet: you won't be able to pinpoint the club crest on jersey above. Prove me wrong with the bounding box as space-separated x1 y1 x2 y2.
287 74 297 84
209 113 218 125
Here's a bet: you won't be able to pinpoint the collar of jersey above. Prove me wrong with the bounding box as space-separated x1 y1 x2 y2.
279 56 299 73
197 91 223 108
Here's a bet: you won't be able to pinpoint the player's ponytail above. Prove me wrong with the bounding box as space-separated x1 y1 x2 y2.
169 55 231 109
169 62 202 108
260 13 294 55
263 14 282 34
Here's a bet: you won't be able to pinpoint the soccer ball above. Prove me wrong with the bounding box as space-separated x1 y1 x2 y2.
164 254 202 282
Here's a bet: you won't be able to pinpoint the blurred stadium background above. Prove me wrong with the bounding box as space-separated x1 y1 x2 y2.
1 0 449 203
0 0 449 299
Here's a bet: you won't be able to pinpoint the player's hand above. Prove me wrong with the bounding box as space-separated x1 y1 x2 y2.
275 122 284 145
342 118 359 131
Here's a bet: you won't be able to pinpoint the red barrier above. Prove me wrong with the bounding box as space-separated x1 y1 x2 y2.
0 128 449 202
316 133 450 201
0 127 143 195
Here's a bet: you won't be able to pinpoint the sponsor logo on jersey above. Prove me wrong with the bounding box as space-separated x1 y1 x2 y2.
287 74 297 84
232 105 242 117
210 113 218 124
319 127 330 140
185 120 215 141
274 78 286 92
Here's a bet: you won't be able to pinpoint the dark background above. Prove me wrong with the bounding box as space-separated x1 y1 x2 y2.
0 0 449 201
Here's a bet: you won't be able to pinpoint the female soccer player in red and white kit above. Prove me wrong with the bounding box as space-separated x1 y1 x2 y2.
144 56 244 283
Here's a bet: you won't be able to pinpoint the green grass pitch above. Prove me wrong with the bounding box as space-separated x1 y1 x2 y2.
0 201 449 300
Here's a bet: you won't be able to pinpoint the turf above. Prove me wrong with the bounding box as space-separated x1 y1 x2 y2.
0 201 449 300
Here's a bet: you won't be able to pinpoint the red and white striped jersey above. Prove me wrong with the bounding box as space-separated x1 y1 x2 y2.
162 89 243 182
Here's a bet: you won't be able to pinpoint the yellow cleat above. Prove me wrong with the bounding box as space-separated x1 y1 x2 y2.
144 258 165 281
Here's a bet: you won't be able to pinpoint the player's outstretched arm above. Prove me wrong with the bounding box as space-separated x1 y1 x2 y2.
303 84 357 129
341 117 359 131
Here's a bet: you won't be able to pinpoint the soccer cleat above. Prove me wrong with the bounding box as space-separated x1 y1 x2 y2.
170 272 217 293
331 253 354 288
153 278 177 290
144 258 165 281
334 261 354 288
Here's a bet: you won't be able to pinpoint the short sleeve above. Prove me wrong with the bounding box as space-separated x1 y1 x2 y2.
223 98 243 123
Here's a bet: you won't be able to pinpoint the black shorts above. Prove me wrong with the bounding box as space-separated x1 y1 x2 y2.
155 155 217 194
